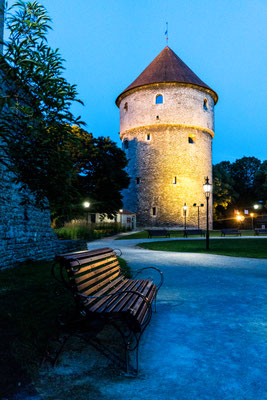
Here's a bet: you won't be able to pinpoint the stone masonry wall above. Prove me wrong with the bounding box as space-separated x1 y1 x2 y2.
0 167 87 269
119 84 214 228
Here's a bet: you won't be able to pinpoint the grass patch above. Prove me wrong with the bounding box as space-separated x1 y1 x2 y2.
0 256 130 397
116 230 255 240
138 238 267 259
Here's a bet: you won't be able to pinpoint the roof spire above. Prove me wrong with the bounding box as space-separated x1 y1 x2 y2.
165 22 168 46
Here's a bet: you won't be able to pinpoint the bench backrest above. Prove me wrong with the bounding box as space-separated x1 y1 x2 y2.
222 229 239 233
55 247 123 301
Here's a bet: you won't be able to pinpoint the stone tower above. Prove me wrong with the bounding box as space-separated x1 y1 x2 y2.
116 46 218 228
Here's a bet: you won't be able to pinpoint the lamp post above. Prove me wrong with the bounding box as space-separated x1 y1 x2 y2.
193 203 204 229
183 203 188 230
83 201 90 226
203 177 212 250
250 213 254 230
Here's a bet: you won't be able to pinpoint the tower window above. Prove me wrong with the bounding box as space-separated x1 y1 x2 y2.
203 99 208 111
146 134 151 141
188 134 196 144
155 94 163 104
124 139 128 149
136 177 140 184
173 176 177 184
124 102 128 112
156 115 159 120
152 207 157 216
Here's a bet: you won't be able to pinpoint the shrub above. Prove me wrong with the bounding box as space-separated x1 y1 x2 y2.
54 221 129 241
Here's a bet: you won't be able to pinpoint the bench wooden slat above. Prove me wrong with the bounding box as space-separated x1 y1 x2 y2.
85 277 130 308
57 248 113 261
108 280 150 314
74 257 118 283
92 279 143 313
82 270 121 296
137 285 157 326
120 281 154 315
69 252 116 271
88 278 135 312
77 263 120 292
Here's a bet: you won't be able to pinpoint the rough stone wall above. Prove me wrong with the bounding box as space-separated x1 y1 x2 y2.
119 84 214 228
0 166 87 269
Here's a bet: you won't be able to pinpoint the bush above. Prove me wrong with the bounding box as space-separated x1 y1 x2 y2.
54 221 129 241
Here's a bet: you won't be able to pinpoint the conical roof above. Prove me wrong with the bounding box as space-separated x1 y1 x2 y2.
116 46 218 105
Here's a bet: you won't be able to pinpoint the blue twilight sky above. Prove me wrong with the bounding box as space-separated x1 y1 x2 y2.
6 0 267 164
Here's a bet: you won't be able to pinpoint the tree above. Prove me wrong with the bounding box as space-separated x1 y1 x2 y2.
0 1 83 209
254 160 267 207
231 156 262 207
56 126 129 221
213 161 236 220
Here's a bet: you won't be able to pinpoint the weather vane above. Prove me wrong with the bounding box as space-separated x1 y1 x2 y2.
165 22 168 45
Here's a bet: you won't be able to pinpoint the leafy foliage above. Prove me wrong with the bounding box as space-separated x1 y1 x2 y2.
0 2 129 222
0 1 83 208
213 156 266 221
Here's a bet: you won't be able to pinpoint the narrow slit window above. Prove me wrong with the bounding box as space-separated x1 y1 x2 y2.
155 94 163 104
203 99 208 111
152 207 157 216
146 134 151 141
173 176 177 184
124 102 128 112
136 177 140 184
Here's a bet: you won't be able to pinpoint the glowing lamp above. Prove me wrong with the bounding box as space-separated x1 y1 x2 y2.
203 177 212 198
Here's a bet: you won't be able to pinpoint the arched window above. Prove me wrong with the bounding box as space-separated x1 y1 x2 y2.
155 94 163 104
203 98 208 111
124 139 128 149
124 102 128 112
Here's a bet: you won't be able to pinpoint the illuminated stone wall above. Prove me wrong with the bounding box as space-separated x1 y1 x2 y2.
119 83 214 228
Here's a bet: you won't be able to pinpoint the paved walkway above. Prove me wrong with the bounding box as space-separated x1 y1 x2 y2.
36 236 266 400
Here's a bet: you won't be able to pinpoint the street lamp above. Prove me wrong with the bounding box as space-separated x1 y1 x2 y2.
183 203 188 230
193 203 204 229
83 201 90 225
203 177 212 250
253 204 259 210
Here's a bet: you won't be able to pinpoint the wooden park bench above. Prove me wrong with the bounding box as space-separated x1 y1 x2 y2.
51 247 163 374
184 229 205 237
147 229 170 238
254 228 267 236
221 229 241 237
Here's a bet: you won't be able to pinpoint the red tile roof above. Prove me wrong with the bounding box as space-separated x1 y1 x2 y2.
116 46 218 105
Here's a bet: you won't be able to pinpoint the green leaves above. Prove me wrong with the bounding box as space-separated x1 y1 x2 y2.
0 1 83 209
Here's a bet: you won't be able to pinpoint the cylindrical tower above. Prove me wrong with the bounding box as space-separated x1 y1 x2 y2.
116 47 218 228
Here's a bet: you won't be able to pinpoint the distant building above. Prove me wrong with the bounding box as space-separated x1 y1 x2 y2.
88 210 136 230
116 46 218 228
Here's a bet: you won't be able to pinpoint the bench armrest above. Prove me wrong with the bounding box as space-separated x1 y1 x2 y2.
132 267 163 290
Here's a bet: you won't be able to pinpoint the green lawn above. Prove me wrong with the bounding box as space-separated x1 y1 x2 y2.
138 238 267 259
116 230 255 240
0 257 130 398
